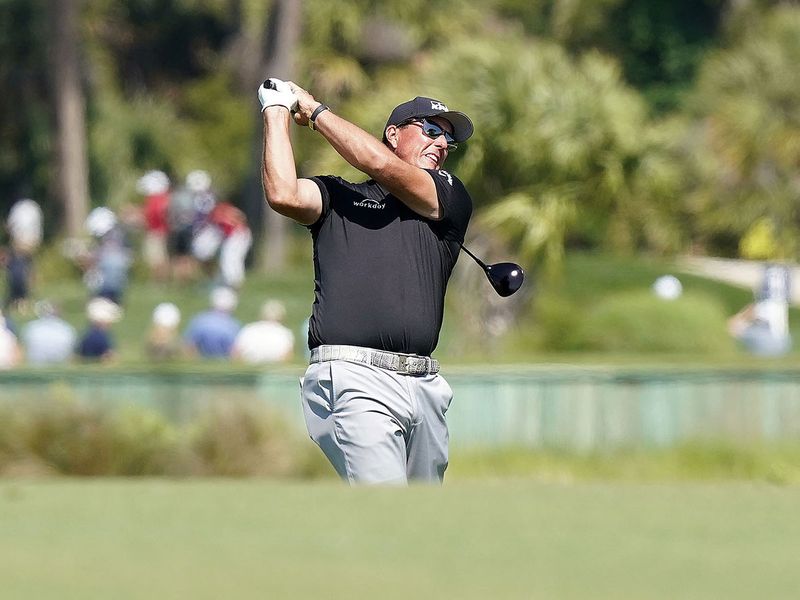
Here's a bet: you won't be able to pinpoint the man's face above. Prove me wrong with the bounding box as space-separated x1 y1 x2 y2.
388 116 455 170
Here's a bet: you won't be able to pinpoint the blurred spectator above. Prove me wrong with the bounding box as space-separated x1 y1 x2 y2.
0 309 22 369
211 201 252 289
6 198 43 255
21 300 76 366
76 297 122 362
83 207 133 305
183 286 241 358
145 302 183 361
137 170 171 282
2 246 34 314
232 299 294 364
3 198 42 314
169 169 216 282
728 264 792 357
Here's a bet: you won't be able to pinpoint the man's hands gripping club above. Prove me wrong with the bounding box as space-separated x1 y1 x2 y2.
258 78 298 113
257 78 324 128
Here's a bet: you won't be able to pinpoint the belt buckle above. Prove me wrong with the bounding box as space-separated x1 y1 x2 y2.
398 354 430 376
395 354 410 375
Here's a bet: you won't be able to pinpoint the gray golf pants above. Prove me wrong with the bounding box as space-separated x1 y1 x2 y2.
301 360 454 485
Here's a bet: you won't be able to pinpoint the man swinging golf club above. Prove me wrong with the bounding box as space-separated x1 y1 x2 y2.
259 78 475 484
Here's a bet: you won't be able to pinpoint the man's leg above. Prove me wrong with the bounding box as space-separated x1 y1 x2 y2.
301 361 414 485
406 374 453 483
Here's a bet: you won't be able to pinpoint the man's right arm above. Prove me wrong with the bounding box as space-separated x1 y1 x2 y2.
261 106 322 226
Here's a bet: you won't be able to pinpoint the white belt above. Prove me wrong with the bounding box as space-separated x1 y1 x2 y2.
310 345 440 376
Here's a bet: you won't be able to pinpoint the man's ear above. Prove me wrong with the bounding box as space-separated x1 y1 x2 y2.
384 125 400 150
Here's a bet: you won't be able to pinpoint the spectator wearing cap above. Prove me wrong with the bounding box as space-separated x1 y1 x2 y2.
3 198 42 314
168 169 216 283
209 201 252 289
6 198 43 255
83 207 133 305
232 299 295 364
76 297 122 362
183 287 241 358
21 300 76 366
145 302 183 361
137 170 172 282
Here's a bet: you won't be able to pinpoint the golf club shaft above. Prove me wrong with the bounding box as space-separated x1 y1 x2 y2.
459 244 488 271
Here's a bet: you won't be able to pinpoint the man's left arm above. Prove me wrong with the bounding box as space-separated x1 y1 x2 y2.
287 83 442 220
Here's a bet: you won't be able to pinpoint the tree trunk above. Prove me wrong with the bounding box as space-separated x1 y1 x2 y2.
260 0 302 272
233 0 302 273
51 0 90 237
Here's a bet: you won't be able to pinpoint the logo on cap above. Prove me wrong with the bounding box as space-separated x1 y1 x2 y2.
431 101 448 111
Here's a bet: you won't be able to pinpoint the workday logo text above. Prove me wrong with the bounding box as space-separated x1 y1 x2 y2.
353 198 385 210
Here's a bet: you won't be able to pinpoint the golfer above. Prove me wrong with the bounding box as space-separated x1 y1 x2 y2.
259 79 473 485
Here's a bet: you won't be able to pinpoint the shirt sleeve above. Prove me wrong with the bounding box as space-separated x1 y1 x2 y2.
426 169 473 242
306 176 333 234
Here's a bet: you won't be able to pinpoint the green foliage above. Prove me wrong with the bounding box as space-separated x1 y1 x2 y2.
0 394 321 478
529 287 737 354
569 289 736 353
396 36 687 266
451 442 800 484
600 0 722 112
1 0 792 267
688 5 800 259
186 401 306 477
492 0 723 113
87 51 251 206
0 0 52 221
1 391 179 476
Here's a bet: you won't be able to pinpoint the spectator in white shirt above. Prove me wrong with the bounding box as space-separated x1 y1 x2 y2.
21 300 76 366
232 299 294 364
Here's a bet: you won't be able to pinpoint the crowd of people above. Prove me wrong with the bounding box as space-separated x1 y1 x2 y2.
0 284 295 369
0 170 296 369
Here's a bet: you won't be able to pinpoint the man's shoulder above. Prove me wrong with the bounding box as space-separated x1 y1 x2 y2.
312 175 376 193
426 168 467 190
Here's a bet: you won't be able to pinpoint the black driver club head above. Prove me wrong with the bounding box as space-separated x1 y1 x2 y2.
460 245 525 297
484 261 525 297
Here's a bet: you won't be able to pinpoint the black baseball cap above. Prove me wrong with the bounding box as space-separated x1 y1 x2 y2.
383 96 474 143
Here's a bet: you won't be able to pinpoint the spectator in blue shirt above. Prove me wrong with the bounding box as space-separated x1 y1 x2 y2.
183 286 241 358
76 297 122 362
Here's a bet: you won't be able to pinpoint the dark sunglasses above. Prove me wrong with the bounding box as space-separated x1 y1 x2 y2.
400 118 458 150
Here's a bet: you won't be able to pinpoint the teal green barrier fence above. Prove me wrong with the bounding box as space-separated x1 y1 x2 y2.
2 367 800 449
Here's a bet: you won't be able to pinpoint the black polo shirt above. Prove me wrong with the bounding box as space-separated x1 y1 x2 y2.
306 169 472 355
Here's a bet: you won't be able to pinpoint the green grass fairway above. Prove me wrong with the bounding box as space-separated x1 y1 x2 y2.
2 480 799 599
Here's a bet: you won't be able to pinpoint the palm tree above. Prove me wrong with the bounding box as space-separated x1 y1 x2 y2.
688 6 800 259
420 37 680 269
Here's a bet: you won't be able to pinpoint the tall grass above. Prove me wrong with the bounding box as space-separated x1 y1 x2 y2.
0 390 328 478
450 443 800 484
3 392 800 483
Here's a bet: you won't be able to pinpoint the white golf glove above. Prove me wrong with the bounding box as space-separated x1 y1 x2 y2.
257 78 297 113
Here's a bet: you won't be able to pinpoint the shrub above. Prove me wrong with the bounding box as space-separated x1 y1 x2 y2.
7 393 177 476
569 290 736 353
185 400 306 477
0 394 322 478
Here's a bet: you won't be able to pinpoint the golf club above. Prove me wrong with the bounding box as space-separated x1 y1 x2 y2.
460 245 525 297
